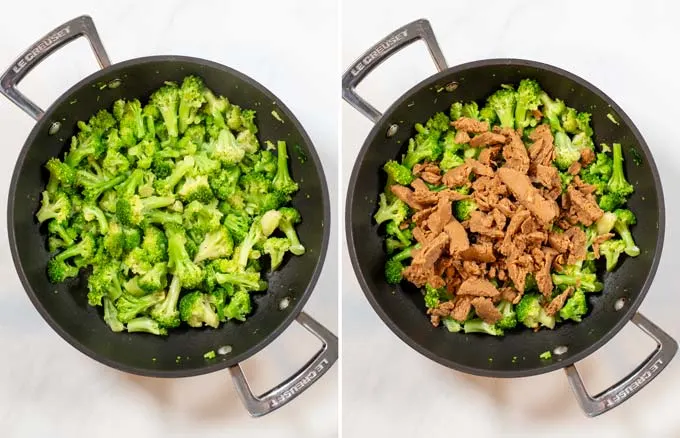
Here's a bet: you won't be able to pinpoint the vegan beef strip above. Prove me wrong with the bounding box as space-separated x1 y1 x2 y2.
566 185 603 226
500 128 531 173
442 164 473 188
471 297 502 324
536 247 558 298
545 287 574 316
444 220 470 254
427 197 453 236
580 148 595 166
498 167 559 225
457 278 500 298
451 295 474 322
478 146 501 166
391 185 426 210
454 130 471 144
451 117 489 133
460 242 496 263
469 132 507 148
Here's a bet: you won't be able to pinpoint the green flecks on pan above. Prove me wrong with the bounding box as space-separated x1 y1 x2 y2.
271 110 284 123
407 102 415 107
204 350 216 359
436 86 444 93
107 79 122 89
175 356 181 363
607 113 620 125
98 83 107 90
70 99 78 105
294 144 307 163
511 356 517 363
152 357 157 362
539 351 552 360
630 148 643 165
488 357 493 363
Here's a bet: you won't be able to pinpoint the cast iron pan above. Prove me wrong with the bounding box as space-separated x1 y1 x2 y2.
1 16 337 418
342 19 676 417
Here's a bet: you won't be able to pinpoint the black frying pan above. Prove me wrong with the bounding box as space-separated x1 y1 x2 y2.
2 16 337 418
342 19 676 417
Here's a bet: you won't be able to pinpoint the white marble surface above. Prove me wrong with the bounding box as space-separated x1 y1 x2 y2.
342 1 680 436
0 1 338 437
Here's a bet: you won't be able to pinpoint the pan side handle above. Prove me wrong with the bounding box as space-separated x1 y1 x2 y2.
229 312 338 417
565 312 677 417
341 19 447 123
0 15 110 121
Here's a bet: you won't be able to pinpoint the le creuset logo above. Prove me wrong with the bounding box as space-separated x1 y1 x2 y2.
604 357 663 407
269 358 330 407
12 26 71 74
350 29 409 77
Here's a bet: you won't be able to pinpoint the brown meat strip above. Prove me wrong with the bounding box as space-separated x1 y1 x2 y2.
536 247 558 298
390 185 426 210
420 171 442 185
534 165 561 190
442 164 472 188
545 287 574 316
457 278 500 297
467 158 495 177
452 296 473 322
498 167 559 225
501 128 530 174
478 146 501 166
592 233 614 259
498 208 530 256
528 125 555 168
454 130 471 144
471 297 502 324
469 211 505 239
580 148 595 166
444 220 470 254
460 242 496 263
564 227 587 265
469 132 507 148
567 186 603 226
451 117 489 133
548 232 570 253
427 197 453 235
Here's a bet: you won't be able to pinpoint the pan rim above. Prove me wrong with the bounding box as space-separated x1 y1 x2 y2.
345 57 665 378
8 55 331 378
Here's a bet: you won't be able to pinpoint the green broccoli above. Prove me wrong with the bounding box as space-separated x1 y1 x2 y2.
559 289 588 322
166 226 204 288
402 131 444 170
461 102 479 120
384 244 419 285
277 207 305 256
383 160 414 185
516 294 555 329
179 291 220 328
194 227 234 263
262 237 290 271
551 265 604 293
223 289 252 321
450 102 463 120
464 319 504 336
538 92 566 132
599 239 627 271
271 141 299 195
178 75 206 134
103 297 124 332
496 300 517 330
126 317 168 336
150 83 180 138
454 199 477 221
487 87 516 129
553 131 580 170
613 209 640 257
385 221 413 246
150 275 182 328
607 143 634 197
514 79 542 130
116 291 166 323
374 193 409 225
36 191 72 224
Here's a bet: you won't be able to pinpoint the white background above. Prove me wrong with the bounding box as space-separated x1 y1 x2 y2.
0 1 338 437
342 1 680 437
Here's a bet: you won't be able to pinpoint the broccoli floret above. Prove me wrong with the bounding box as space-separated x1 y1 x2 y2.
270 141 299 195
607 143 634 197
179 291 220 328
215 270 267 292
461 103 479 120
613 209 639 257
385 221 413 246
208 166 240 200
240 109 258 134
36 191 72 224
138 262 168 292
46 258 79 283
195 227 234 263
102 149 130 176
516 294 555 329
551 265 604 293
166 226 204 288
553 131 580 170
572 132 594 151
383 160 414 185
116 291 166 323
454 199 477 221
103 221 125 258
47 220 76 246
278 207 305 256
154 156 195 195
116 195 176 226
126 317 168 335
211 129 246 165
487 87 516 129
424 284 448 309
253 150 277 178
222 212 249 244
384 244 418 284
128 137 157 169
87 261 122 305
262 237 290 271
440 131 466 171
450 102 463 120
193 153 221 177
538 92 566 132
463 319 504 336
45 157 76 193
598 193 625 212
178 175 214 203
260 210 283 236
150 275 182 328
562 109 593 136
124 247 153 275
559 289 588 322
599 239 627 271
496 300 517 330
183 200 223 237
81 204 108 234
514 79 542 130
178 75 206 134
374 193 408 226
150 83 180 138
141 225 168 263
224 289 252 321
403 131 444 170
103 297 124 332
202 88 228 129
65 127 105 167
236 130 260 154
442 317 462 333
235 218 266 269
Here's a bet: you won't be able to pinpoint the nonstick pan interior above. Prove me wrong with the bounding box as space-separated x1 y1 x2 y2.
347 59 663 377
9 57 330 377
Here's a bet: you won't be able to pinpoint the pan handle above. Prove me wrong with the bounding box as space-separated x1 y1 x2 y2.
228 311 338 417
0 15 110 121
341 18 448 123
565 312 677 417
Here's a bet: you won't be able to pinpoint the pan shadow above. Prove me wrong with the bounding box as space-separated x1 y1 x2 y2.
117 357 261 422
